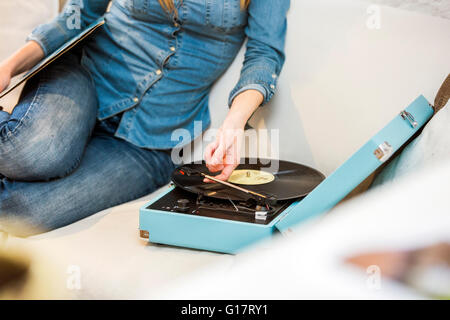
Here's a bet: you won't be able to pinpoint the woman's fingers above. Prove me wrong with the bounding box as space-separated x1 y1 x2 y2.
207 141 226 172
204 142 239 182
211 143 225 166
204 138 227 182
204 139 224 182
204 127 243 182
212 163 237 182
203 139 218 166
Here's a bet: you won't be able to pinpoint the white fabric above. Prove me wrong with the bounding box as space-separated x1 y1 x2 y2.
156 161 450 299
1 0 450 299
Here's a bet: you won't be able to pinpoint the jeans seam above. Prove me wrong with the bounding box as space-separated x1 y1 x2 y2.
0 75 45 143
59 155 83 179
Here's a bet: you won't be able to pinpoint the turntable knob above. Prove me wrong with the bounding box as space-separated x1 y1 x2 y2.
176 199 190 212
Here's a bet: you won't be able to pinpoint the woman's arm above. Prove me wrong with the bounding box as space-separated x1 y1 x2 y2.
204 0 290 181
228 0 290 107
8 41 45 76
0 41 44 93
224 89 264 131
203 89 263 181
27 0 110 57
1 0 110 93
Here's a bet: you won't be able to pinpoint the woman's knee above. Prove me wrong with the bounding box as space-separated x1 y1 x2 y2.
0 99 96 181
0 121 84 181
0 69 97 181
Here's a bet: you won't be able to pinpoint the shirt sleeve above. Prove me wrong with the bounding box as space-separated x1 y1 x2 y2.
228 83 268 106
228 0 290 107
26 0 110 57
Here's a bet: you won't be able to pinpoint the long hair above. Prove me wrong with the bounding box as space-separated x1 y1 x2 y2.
158 0 250 17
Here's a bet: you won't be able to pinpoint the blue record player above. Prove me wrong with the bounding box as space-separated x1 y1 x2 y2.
139 95 435 253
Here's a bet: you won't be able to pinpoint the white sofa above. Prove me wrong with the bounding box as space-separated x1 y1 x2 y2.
1 0 450 299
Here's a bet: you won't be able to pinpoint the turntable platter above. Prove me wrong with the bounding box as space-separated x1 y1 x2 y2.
227 169 275 185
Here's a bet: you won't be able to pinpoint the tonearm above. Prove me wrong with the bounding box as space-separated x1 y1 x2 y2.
179 166 277 206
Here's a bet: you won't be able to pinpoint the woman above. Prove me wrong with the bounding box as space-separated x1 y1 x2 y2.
0 0 289 236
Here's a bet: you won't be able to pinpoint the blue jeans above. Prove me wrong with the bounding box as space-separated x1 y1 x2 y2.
0 52 176 236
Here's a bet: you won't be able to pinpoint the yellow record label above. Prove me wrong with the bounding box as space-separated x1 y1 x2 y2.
227 169 275 185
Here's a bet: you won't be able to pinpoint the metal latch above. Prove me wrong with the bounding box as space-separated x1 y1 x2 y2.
374 142 393 162
400 110 418 128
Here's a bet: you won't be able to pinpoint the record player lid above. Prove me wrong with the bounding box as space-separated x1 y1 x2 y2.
275 95 434 233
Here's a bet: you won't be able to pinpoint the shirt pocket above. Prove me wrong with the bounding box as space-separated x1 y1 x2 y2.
205 0 248 33
123 0 168 23
131 0 149 14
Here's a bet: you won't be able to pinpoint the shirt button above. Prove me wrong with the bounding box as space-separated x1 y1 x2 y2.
272 74 277 79
133 97 139 103
170 46 176 52
156 69 162 75
270 84 275 89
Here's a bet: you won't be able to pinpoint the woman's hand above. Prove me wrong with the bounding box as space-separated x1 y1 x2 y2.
204 89 264 182
203 118 245 182
0 41 44 94
0 62 12 93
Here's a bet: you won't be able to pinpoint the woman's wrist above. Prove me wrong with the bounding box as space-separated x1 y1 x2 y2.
222 111 248 129
2 41 45 77
224 89 264 129
0 60 14 78
2 51 23 78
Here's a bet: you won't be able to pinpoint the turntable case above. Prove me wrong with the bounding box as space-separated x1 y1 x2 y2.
275 95 434 233
139 95 435 253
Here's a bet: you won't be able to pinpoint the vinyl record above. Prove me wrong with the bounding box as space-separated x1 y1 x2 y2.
172 158 325 201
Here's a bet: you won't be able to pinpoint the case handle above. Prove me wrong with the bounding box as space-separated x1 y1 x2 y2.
434 74 450 113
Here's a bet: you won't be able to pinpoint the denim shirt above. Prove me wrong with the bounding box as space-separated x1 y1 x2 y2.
27 0 290 149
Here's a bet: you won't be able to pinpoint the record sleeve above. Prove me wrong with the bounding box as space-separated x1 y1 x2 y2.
0 18 105 99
